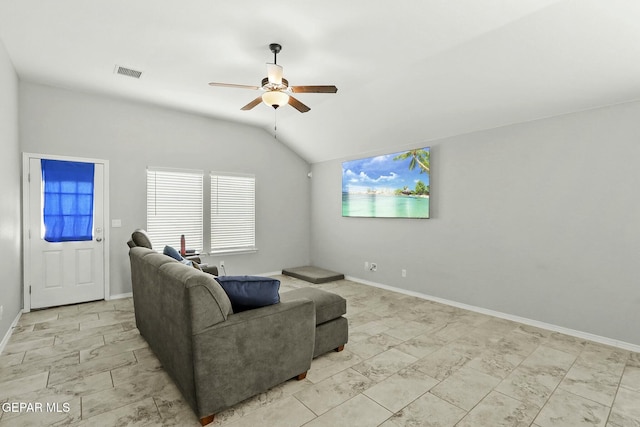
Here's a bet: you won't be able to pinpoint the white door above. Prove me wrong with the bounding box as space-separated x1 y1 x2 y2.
26 156 106 309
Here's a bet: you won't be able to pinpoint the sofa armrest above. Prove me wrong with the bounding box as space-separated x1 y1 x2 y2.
200 265 219 276
191 299 315 416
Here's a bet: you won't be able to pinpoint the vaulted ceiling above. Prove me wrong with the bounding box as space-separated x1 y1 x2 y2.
2 0 640 163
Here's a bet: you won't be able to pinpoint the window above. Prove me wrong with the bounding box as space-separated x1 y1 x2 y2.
146 168 203 252
41 159 95 242
211 173 256 254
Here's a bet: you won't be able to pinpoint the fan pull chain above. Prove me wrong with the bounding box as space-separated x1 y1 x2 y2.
274 108 278 139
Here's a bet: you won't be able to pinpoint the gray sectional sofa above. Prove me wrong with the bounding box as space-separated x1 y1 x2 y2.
128 245 348 425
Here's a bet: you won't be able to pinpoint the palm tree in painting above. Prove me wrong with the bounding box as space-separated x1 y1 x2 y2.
393 149 430 174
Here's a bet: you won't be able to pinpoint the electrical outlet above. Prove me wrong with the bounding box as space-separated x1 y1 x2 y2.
220 261 225 269
402 269 407 278
370 263 377 272
364 261 369 270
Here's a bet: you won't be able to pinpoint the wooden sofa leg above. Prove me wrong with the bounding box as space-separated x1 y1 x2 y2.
296 371 307 381
335 345 345 352
199 414 215 425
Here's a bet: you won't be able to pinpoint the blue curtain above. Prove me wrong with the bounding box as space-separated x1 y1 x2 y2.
41 159 95 242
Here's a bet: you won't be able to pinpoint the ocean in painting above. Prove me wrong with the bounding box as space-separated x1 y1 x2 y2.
342 147 430 218
342 193 429 218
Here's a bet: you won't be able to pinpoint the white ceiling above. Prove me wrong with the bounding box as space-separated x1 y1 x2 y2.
2 0 640 163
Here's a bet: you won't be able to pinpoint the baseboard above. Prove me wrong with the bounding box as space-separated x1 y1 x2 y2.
0 310 23 355
345 275 640 353
107 292 133 300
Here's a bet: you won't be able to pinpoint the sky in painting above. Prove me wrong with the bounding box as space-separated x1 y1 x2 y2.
342 147 430 194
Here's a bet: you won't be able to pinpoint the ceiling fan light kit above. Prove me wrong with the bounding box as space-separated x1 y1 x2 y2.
262 90 289 109
209 43 337 113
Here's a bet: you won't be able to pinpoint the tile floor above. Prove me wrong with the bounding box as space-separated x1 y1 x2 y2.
1 276 639 426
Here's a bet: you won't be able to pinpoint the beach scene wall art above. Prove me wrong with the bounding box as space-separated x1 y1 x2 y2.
342 147 430 218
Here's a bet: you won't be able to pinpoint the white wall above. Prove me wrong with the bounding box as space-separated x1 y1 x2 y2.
19 82 311 296
0 38 21 341
311 101 640 346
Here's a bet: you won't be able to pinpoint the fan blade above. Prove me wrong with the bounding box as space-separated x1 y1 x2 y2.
209 82 260 90
288 95 310 113
241 96 263 111
290 85 338 93
266 63 283 85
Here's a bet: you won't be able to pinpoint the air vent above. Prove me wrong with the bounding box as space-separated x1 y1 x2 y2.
114 65 142 79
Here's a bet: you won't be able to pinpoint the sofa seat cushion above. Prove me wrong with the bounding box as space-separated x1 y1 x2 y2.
280 287 346 325
215 276 281 313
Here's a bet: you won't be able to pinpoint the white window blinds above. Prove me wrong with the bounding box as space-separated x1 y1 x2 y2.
211 173 256 253
146 168 203 252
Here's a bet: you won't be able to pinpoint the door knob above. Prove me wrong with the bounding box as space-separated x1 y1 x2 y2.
96 237 103 242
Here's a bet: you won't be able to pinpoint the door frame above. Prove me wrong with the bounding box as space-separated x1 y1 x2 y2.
22 152 110 312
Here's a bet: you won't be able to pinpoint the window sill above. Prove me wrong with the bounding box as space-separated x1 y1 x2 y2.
208 248 258 256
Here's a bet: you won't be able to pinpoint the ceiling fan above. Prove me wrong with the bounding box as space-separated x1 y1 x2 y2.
208 43 337 113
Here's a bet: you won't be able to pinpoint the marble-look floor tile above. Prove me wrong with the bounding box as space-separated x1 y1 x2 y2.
346 333 403 360
523 345 577 371
446 335 488 359
495 364 562 408
102 327 141 344
3 337 55 355
48 351 137 386
620 365 640 393
558 363 621 406
0 352 25 368
10 324 35 335
0 352 78 384
79 335 146 363
363 364 438 412
345 311 382 329
303 394 392 427
78 317 128 331
110 355 168 387
16 310 59 326
381 391 467 427
293 368 373 415
352 348 417 383
576 343 628 376
353 317 395 333
534 388 610 427
0 393 81 426
306 349 362 384
2 277 640 427
48 370 113 397
456 390 539 427
78 396 161 426
430 365 501 411
81 371 173 419
23 335 104 363
429 321 473 343
608 386 640 427
466 348 525 379
33 312 98 329
224 396 315 427
495 345 576 407
543 332 586 356
0 372 49 401
384 320 432 341
394 333 446 359
628 352 640 368
412 345 471 381
7 322 80 344
52 323 124 345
